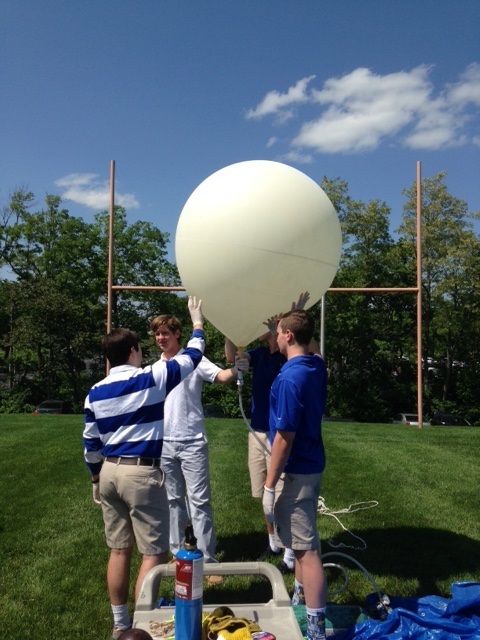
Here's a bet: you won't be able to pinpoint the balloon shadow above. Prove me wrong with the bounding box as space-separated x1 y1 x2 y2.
322 526 480 596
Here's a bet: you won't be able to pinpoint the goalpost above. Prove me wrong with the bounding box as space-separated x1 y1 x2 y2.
106 161 424 427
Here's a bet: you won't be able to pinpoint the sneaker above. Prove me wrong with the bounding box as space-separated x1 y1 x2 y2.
277 560 294 574
110 625 132 640
258 546 282 561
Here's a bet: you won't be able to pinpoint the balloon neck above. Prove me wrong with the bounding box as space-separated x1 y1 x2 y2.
237 346 245 393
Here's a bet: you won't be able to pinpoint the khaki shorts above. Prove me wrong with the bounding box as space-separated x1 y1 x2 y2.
100 460 170 555
274 472 322 551
248 431 271 498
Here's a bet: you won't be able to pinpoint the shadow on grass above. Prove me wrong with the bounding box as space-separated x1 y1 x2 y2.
323 526 480 596
212 527 480 603
201 532 282 604
203 577 275 606
217 531 268 562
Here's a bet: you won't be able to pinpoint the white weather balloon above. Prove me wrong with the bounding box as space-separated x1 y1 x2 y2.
175 160 342 348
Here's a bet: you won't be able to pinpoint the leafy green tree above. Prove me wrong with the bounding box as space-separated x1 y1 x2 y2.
0 192 108 407
320 178 418 421
92 207 183 336
2 177 479 423
399 171 480 414
0 191 181 411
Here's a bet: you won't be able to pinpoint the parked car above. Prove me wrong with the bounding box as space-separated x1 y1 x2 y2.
33 400 65 415
391 412 430 427
430 412 471 426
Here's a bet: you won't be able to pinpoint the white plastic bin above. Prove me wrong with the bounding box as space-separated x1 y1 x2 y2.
134 561 303 639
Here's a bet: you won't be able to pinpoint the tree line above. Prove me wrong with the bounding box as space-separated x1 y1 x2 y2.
1 173 479 424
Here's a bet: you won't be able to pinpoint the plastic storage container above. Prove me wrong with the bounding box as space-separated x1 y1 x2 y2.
135 561 303 640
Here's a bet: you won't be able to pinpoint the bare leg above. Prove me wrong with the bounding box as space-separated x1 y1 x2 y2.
107 547 133 605
294 556 302 584
295 549 327 609
135 552 169 602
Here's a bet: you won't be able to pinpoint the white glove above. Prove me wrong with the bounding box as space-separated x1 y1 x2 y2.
92 482 101 505
188 296 203 327
292 291 310 310
262 485 275 523
235 356 250 373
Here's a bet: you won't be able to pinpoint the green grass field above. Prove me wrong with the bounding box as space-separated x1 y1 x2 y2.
0 414 479 640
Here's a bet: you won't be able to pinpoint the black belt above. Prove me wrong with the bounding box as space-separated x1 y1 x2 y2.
105 456 161 467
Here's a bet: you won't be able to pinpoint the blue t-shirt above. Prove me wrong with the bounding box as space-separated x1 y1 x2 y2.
269 354 327 474
248 346 286 431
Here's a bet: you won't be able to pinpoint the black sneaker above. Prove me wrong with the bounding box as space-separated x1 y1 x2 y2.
258 546 282 561
277 560 294 574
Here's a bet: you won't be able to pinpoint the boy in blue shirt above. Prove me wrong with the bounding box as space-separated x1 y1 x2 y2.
263 309 328 640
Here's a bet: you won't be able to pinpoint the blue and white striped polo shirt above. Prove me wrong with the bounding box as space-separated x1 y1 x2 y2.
83 330 204 475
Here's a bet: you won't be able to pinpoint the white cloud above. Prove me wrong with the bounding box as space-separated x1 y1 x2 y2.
294 66 433 153
246 75 316 123
403 64 480 150
246 64 480 154
404 95 466 150
445 62 480 106
266 136 278 148
54 173 140 210
278 150 314 165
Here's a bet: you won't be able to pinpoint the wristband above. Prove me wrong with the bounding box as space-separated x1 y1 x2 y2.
91 478 99 484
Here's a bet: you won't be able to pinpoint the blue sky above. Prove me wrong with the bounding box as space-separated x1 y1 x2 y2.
1 0 479 263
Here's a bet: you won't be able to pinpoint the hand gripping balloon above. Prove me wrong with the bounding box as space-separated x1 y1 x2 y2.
175 160 342 352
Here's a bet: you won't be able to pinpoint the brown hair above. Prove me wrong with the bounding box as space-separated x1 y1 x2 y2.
150 314 183 340
278 310 314 346
102 328 139 367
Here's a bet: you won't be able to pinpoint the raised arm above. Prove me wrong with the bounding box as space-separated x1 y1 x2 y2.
225 337 237 364
162 297 205 391
214 353 250 385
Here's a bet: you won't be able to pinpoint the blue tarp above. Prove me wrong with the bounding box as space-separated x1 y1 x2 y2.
337 582 480 640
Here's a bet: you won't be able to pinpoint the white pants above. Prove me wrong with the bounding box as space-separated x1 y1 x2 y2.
161 436 217 563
